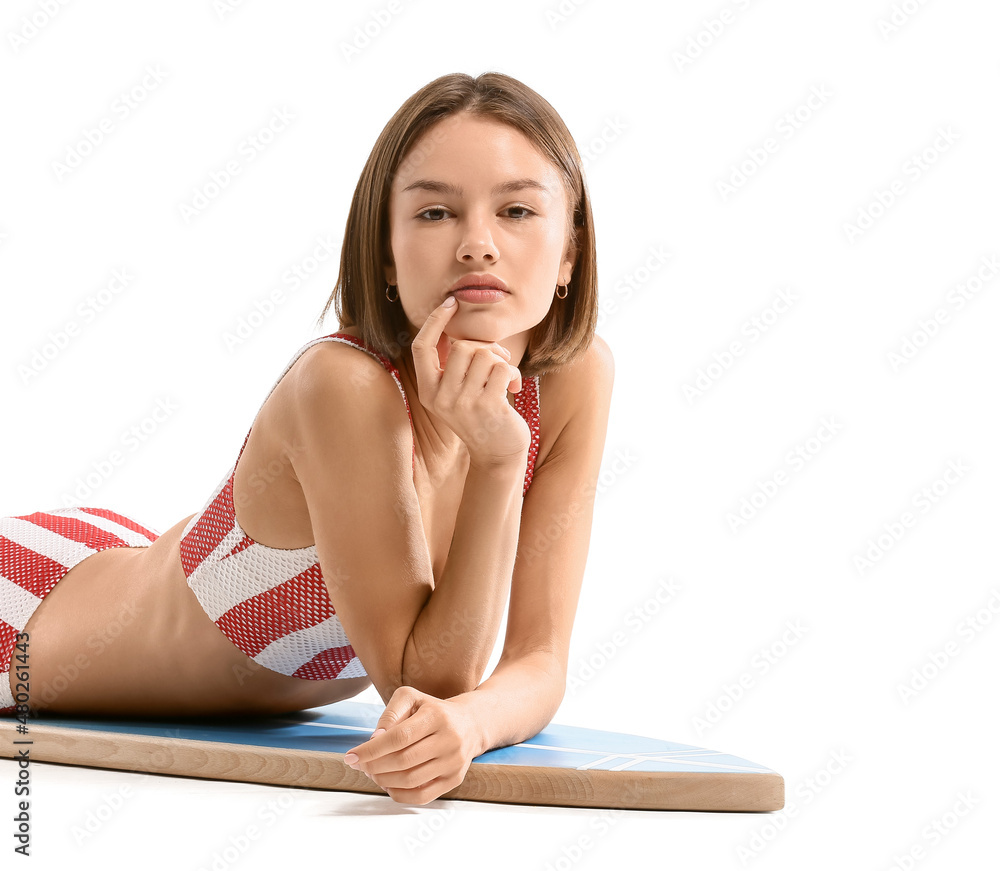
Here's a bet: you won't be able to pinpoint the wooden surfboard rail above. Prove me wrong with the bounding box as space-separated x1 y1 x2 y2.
0 706 784 813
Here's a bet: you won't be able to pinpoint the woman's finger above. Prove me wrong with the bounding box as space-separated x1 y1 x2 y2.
438 344 496 394
384 773 459 805
502 361 522 394
374 754 448 790
345 688 422 767
411 297 458 396
365 731 440 780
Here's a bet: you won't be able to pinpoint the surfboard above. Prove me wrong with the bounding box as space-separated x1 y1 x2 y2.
1 701 783 812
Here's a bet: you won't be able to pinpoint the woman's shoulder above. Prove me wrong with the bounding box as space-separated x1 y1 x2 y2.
279 332 410 429
531 335 613 466
262 333 414 485
538 333 614 412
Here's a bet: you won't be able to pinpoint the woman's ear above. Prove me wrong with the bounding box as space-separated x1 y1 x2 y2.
559 250 576 287
560 227 578 286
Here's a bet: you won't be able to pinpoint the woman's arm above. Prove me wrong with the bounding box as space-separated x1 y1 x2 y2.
472 333 616 744
402 455 527 699
287 342 439 703
345 336 615 804
397 298 534 698
452 650 565 756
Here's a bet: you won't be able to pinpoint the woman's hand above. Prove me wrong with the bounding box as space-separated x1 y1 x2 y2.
410 297 530 468
343 685 482 805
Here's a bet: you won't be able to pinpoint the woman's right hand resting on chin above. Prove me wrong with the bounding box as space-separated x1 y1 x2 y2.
411 297 530 469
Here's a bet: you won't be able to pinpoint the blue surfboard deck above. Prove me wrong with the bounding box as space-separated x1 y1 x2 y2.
1 701 783 811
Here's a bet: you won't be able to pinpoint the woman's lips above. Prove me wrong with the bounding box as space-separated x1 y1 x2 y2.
450 288 508 303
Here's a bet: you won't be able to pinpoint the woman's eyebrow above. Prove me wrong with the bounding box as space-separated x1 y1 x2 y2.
400 178 550 197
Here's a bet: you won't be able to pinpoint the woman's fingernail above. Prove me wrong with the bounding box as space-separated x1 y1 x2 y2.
373 728 386 737
442 296 457 307
344 753 359 765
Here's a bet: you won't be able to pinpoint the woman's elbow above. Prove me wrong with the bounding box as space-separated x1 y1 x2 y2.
401 668 479 699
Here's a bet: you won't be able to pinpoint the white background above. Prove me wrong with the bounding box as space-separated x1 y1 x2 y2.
2 0 998 868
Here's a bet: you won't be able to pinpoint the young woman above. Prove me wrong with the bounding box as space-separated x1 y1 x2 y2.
1 71 614 804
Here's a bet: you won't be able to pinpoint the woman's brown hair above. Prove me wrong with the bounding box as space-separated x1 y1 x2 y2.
316 71 598 378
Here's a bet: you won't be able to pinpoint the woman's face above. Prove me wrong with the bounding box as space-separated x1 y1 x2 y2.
385 112 576 351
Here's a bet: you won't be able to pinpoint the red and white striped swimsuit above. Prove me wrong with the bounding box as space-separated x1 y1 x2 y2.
1 508 160 713
178 332 541 682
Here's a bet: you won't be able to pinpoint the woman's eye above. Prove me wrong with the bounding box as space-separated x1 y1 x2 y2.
416 205 534 221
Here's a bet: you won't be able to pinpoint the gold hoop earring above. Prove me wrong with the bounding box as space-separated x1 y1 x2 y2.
385 284 398 302
555 284 569 300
